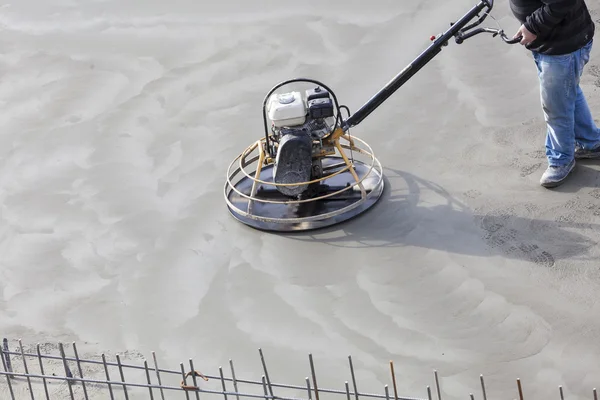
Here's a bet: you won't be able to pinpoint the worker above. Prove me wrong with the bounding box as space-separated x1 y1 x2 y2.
510 0 600 188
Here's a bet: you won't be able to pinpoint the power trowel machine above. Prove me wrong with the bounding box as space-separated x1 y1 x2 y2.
224 0 520 232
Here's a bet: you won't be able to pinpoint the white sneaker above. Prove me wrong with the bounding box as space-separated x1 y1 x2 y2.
539 159 575 188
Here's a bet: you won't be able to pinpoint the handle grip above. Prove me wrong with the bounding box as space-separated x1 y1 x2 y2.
501 32 522 44
496 28 522 44
455 27 522 44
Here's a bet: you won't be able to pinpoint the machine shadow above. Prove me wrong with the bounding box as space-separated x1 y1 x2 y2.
283 167 598 266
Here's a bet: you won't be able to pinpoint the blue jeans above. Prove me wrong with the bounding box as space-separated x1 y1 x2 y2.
533 39 600 166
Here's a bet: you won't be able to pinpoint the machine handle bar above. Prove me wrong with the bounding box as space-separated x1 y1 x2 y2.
455 27 522 44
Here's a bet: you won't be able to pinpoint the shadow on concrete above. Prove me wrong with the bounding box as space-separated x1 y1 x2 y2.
282 167 599 267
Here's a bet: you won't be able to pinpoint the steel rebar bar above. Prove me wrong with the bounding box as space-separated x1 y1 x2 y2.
434 371 441 400
58 343 75 400
390 361 398 400
190 359 201 400
346 381 351 400
181 363 191 400
349 356 359 400
517 379 524 400
230 359 240 400
479 375 487 400
309 354 319 400
220 366 229 400
102 353 115 400
116 354 130 400
0 342 15 400
3 338 12 377
153 352 166 400
72 342 89 400
306 377 312 400
559 385 564 400
36 344 50 400
146 360 156 400
19 339 34 400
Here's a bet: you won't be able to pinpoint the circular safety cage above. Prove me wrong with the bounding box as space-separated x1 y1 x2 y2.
224 133 385 232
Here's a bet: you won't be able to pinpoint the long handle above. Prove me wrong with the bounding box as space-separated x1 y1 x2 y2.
342 1 490 130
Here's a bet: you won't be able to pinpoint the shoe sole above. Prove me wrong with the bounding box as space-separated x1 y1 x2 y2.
575 146 600 159
541 180 567 188
575 154 600 159
540 162 575 188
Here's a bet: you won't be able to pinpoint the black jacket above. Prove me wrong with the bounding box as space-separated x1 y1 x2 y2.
509 0 595 54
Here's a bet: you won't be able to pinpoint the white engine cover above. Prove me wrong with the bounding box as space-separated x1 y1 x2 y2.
267 91 307 127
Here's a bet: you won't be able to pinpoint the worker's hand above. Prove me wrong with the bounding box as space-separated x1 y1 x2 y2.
514 24 537 46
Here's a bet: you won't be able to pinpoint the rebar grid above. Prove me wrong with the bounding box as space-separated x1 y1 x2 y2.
0 338 598 400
